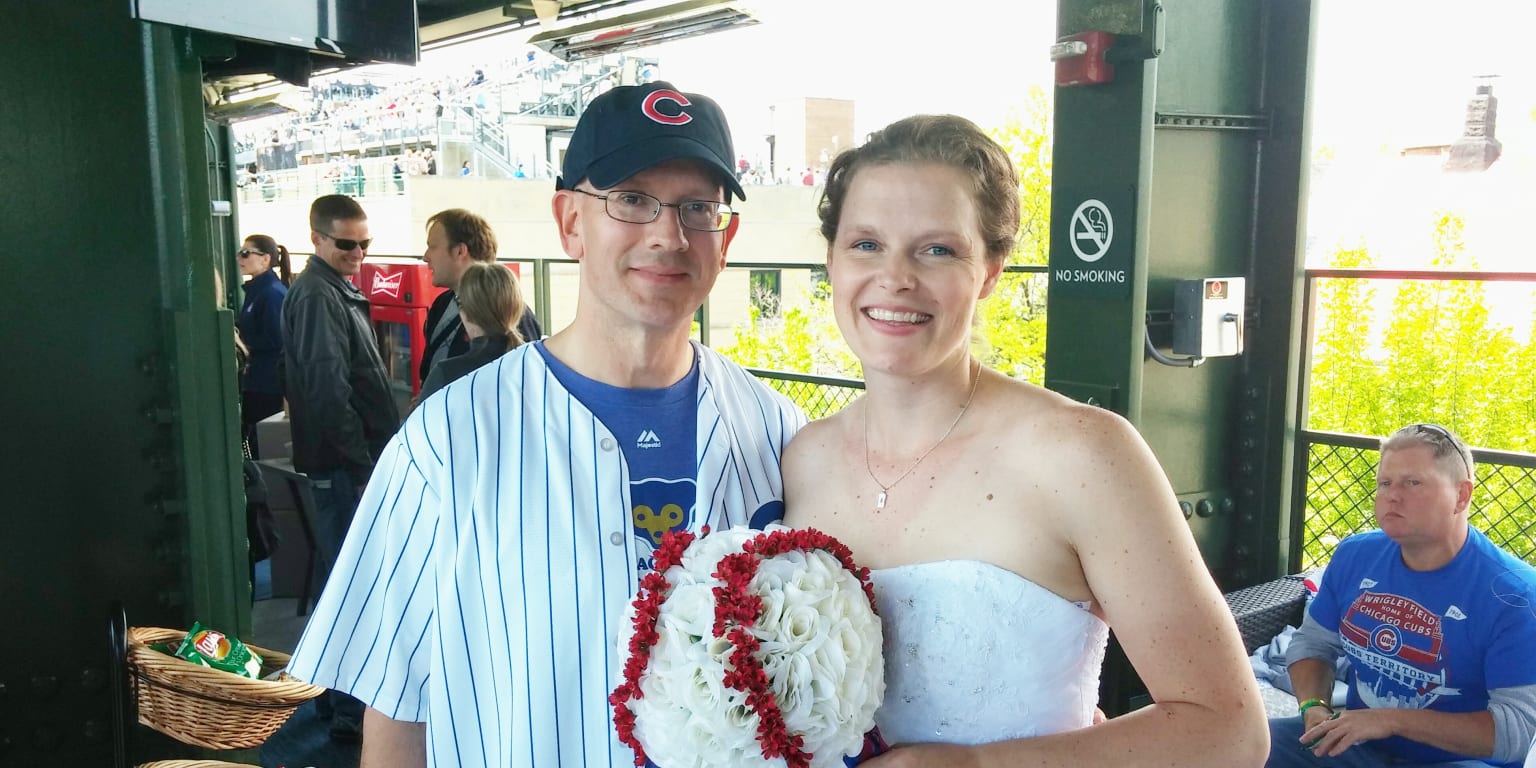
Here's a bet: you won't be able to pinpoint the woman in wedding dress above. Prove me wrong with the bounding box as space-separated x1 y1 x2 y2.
781 115 1268 767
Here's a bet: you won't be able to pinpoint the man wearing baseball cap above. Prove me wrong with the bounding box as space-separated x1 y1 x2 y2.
286 81 806 767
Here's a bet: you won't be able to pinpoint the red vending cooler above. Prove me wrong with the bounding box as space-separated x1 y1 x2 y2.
357 258 446 413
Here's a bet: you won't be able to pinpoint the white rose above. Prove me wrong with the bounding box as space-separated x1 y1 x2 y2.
616 526 883 768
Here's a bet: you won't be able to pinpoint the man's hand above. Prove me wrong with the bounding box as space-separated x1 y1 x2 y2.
1300 708 1397 758
1301 703 1336 732
862 743 983 768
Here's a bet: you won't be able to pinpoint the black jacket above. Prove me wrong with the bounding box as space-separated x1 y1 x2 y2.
418 333 514 401
419 288 542 384
281 256 399 476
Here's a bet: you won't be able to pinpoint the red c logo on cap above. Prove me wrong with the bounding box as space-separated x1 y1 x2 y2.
641 90 693 126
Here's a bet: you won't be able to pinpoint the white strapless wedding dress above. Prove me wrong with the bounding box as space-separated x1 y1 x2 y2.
868 560 1109 745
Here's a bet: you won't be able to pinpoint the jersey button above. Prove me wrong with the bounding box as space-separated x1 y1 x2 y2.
600 437 615 451
609 532 624 546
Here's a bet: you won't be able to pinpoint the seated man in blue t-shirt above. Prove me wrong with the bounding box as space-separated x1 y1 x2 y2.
1266 423 1536 768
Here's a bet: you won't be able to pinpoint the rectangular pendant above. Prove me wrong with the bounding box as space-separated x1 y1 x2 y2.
875 491 887 510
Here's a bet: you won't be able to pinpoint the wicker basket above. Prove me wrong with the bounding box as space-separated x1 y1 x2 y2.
1224 576 1308 654
127 626 325 750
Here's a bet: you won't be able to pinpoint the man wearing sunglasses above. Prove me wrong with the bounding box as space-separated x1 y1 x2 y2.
281 193 400 743
286 83 806 767
1268 424 1536 768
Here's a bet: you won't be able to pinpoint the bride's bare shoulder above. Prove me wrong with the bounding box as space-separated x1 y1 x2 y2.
783 404 858 481
989 376 1143 460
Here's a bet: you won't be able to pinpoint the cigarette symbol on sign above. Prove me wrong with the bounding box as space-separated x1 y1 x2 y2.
1070 199 1113 263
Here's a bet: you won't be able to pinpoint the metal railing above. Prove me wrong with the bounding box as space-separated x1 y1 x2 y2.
279 253 1536 572
1296 429 1536 568
746 369 864 419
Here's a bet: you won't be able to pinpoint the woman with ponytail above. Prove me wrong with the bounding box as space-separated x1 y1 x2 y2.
236 234 291 457
417 261 526 401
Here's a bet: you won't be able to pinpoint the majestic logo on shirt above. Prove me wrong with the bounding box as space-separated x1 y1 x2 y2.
371 270 403 299
1340 591 1460 710
636 430 661 449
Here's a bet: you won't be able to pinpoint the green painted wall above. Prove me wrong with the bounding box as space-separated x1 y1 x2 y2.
1 3 247 763
1048 0 1314 712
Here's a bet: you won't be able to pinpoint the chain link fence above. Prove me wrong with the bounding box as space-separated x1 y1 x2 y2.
1299 430 1536 569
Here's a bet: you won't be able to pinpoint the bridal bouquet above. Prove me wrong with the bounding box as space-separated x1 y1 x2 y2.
611 524 885 768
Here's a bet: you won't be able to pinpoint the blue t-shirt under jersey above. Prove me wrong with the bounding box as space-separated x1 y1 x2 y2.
536 343 698 574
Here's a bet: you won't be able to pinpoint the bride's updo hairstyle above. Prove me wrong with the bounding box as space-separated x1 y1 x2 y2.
816 114 1021 264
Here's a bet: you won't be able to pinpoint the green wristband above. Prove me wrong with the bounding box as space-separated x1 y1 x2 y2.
1298 698 1333 717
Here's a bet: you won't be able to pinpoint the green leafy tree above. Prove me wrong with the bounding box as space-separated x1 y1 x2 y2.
974 88 1053 384
719 86 1056 393
1303 212 1536 566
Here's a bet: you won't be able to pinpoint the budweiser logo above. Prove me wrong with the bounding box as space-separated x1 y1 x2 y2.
371 270 403 299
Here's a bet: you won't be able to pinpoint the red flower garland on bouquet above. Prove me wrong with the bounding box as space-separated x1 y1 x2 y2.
610 526 878 768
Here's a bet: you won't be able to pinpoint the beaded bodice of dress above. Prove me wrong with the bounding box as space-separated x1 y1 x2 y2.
869 560 1109 746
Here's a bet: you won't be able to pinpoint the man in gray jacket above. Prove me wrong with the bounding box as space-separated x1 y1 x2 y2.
281 193 399 742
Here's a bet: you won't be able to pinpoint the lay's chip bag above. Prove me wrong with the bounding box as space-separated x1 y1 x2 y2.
173 621 263 679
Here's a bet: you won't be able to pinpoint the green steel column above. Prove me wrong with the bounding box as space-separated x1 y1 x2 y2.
1248 2 1317 581
1046 0 1316 713
1045 0 1161 716
1045 0 1160 423
1 3 247 763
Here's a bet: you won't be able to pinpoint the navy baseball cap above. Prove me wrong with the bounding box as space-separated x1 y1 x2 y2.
557 81 745 202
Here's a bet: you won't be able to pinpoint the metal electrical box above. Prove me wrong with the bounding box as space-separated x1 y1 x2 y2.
1173 277 1245 358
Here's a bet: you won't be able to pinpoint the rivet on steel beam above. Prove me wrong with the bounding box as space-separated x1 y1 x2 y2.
78 667 104 691
1180 501 1194 519
143 407 176 425
29 675 58 696
82 719 105 742
1196 499 1215 518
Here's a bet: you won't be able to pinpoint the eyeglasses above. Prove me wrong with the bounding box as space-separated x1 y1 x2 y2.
316 231 373 251
236 248 267 259
1410 423 1472 479
571 188 736 232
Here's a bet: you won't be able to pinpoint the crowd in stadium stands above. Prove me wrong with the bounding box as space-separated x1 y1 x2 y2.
233 47 810 189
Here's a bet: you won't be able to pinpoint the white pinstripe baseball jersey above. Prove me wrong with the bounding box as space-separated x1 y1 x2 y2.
286 341 806 767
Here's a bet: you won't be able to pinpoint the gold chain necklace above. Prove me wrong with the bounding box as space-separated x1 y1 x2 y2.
863 359 981 513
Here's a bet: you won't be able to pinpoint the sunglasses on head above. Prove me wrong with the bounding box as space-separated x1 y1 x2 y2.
317 231 372 251
1409 423 1472 479
236 248 267 258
